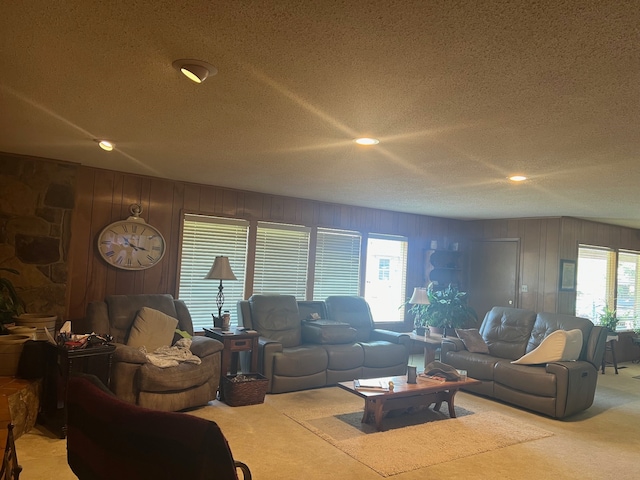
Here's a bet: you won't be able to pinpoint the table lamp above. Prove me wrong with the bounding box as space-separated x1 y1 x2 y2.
204 256 237 327
409 287 430 332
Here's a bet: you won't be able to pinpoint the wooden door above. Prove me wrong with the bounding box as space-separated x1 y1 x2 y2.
467 239 520 324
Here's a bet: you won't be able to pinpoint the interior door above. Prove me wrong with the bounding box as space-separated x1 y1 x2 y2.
467 239 519 323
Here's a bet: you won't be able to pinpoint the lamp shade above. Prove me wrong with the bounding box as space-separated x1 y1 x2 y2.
204 256 237 281
408 287 429 305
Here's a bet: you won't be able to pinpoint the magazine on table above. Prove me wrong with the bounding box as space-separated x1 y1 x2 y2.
354 378 391 391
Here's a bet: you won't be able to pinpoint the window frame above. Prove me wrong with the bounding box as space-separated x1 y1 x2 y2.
177 214 249 332
576 244 640 332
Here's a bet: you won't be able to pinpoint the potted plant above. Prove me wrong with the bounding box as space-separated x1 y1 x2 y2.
0 268 31 375
424 283 477 336
407 302 430 335
0 268 26 334
599 306 618 333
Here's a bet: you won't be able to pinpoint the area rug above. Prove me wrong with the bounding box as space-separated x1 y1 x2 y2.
267 388 554 477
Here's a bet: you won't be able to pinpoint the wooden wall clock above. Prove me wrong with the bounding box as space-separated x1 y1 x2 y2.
97 204 166 270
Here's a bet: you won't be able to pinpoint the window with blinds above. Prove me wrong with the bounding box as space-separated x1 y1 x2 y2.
576 245 640 330
253 222 310 298
364 234 408 322
178 215 248 332
576 246 614 323
617 250 640 330
313 228 361 299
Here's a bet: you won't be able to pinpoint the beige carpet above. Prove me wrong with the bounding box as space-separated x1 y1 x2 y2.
267 388 554 477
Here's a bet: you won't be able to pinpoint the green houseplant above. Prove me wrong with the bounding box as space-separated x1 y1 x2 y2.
424 283 477 336
0 268 26 333
407 302 430 334
599 306 618 333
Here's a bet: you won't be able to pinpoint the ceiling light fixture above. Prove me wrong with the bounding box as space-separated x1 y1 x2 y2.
172 59 218 84
98 140 114 151
509 175 527 182
354 137 380 146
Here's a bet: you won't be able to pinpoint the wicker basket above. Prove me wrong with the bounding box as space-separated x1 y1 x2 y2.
222 373 268 407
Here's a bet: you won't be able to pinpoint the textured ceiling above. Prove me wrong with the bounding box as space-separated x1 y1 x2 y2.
1 1 639 227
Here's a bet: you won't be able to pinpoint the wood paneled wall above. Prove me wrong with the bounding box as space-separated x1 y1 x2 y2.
68 165 465 321
465 216 640 317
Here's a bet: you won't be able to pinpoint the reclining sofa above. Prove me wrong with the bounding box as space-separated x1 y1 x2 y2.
237 295 410 393
441 306 608 418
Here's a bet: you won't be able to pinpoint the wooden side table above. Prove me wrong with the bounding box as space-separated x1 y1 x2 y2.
632 337 640 364
41 343 116 438
204 328 259 401
601 334 619 374
407 332 443 368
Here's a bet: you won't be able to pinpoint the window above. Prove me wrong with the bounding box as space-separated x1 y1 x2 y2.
178 215 248 332
617 251 640 330
378 259 390 281
576 245 640 331
576 246 614 322
313 228 361 299
364 235 408 322
254 222 310 298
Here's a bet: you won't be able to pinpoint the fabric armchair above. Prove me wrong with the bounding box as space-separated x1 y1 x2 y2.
86 294 224 411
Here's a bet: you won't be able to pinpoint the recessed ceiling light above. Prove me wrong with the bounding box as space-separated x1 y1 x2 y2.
172 59 218 84
98 140 114 151
354 137 380 146
509 175 527 182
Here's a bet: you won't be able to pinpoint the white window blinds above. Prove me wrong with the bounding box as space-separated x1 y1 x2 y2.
178 215 248 331
313 228 361 299
254 222 310 299
364 234 408 322
617 250 640 330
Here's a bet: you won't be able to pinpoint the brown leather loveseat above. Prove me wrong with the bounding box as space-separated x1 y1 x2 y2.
441 306 608 418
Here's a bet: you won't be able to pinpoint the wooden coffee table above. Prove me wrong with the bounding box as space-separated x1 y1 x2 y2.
338 374 480 431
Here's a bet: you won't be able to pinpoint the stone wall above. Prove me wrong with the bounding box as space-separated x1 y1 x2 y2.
0 153 77 324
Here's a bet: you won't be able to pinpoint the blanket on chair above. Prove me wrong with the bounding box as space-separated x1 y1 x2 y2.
141 338 202 368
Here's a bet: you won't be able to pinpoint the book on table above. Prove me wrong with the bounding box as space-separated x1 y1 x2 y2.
354 378 390 391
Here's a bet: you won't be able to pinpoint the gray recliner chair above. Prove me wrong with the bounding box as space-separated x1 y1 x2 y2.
86 294 224 411
324 295 410 377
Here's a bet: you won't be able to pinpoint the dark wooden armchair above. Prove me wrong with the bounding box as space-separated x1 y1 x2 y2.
66 375 251 480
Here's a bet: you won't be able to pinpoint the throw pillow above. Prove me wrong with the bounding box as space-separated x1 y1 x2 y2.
127 307 178 351
511 329 583 365
455 328 490 354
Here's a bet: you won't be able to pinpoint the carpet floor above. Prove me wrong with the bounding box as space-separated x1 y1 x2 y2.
264 388 553 476
13 361 640 479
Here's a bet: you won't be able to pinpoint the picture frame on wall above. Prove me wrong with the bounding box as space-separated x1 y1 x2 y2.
559 259 577 291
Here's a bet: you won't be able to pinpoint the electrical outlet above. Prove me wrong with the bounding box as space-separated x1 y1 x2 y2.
521 285 528 293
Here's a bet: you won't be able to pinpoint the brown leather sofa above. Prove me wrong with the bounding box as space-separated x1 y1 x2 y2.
237 295 410 393
441 306 608 418
86 294 224 411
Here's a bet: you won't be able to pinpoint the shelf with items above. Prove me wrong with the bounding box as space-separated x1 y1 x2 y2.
424 249 464 289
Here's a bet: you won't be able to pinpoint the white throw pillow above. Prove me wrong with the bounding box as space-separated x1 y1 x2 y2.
511 329 583 365
127 307 178 351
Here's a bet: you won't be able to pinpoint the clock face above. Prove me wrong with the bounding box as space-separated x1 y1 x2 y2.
97 220 166 270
